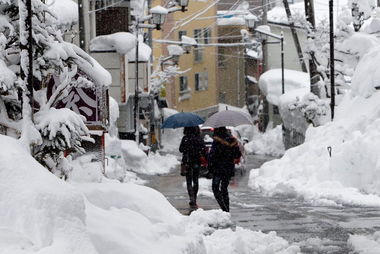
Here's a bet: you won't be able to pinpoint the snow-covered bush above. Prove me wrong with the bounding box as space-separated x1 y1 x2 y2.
288 93 330 127
33 107 91 177
0 0 109 177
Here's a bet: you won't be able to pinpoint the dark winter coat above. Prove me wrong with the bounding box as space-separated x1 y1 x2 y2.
179 134 205 166
208 135 241 177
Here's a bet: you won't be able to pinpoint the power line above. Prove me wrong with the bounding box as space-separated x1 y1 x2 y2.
88 0 124 14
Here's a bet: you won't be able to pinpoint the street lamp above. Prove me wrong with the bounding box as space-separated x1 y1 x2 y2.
244 13 257 30
133 3 189 144
134 6 168 143
174 0 189 12
150 5 168 30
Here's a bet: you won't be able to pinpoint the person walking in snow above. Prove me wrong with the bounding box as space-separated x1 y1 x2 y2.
207 127 241 212
179 126 206 209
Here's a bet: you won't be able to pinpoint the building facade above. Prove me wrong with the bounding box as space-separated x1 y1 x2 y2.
153 0 219 116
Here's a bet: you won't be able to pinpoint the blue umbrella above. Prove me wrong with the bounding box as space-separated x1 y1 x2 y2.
161 112 204 129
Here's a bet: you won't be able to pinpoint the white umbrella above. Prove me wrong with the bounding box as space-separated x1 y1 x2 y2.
203 110 252 128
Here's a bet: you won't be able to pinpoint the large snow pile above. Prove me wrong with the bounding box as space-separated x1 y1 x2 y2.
249 45 380 206
0 133 301 253
348 231 380 254
75 182 300 254
259 69 310 106
0 135 97 254
249 91 380 206
245 125 285 157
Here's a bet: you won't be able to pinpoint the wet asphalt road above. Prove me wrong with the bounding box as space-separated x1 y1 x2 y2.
144 154 380 253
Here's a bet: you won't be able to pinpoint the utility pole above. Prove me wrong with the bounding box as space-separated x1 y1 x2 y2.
78 0 86 50
282 0 308 73
262 0 268 72
329 0 335 120
134 22 140 143
20 0 34 117
304 0 321 96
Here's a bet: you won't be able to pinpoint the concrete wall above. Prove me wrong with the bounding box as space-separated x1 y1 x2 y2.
267 24 308 72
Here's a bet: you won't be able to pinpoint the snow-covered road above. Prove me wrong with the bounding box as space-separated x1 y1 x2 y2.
145 154 380 253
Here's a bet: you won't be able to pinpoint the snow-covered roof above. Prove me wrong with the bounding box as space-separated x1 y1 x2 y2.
268 0 349 26
90 32 137 55
258 68 310 106
47 0 78 26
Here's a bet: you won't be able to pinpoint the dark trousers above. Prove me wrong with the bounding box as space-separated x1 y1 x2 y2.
186 165 200 205
212 174 230 212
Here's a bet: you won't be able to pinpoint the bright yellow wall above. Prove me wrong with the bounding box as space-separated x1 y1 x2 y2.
152 0 218 112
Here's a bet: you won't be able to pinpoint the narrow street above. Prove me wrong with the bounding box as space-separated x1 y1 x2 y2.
145 154 380 253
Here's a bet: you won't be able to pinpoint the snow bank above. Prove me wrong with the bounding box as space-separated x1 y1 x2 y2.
259 69 310 106
204 228 299 254
348 231 380 254
76 182 181 224
245 125 285 156
249 91 380 206
0 135 96 253
73 181 300 254
121 139 180 175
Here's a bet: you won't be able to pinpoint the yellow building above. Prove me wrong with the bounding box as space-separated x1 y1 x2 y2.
152 0 219 115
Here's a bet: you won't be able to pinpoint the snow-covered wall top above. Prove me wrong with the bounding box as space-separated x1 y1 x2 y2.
259 69 310 106
47 0 78 26
90 32 137 55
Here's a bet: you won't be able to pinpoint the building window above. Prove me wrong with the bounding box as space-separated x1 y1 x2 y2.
95 6 129 36
273 105 279 115
203 28 211 44
203 72 208 90
218 47 225 67
194 72 208 91
179 76 188 92
194 29 203 62
178 30 187 40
